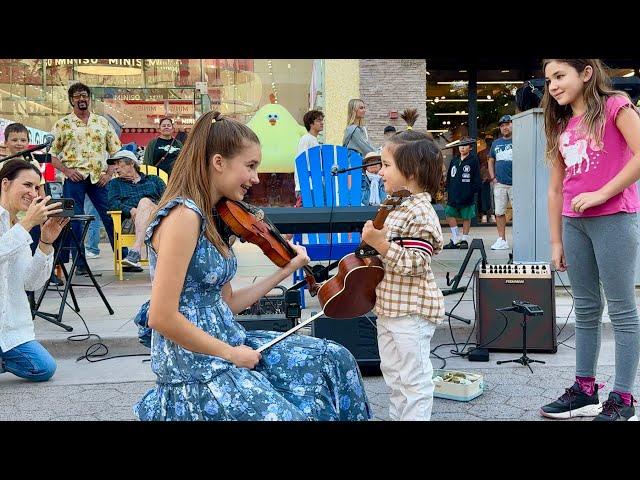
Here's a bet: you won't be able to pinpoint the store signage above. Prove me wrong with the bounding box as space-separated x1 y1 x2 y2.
45 59 181 72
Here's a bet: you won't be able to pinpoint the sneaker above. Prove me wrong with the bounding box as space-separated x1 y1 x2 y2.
481 215 488 223
443 240 459 250
123 264 144 273
458 240 469 249
489 215 496 223
123 249 141 268
593 392 638 421
85 251 101 259
540 382 602 419
490 238 510 250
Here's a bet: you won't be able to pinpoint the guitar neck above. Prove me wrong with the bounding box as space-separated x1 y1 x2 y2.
357 204 394 252
372 206 393 229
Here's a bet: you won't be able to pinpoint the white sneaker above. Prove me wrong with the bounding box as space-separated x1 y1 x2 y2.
491 238 510 250
85 251 101 259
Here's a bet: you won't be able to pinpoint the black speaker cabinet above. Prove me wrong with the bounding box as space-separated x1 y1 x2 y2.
236 314 295 333
475 264 557 353
311 313 381 370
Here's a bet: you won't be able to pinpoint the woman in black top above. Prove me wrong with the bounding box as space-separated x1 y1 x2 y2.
143 117 183 176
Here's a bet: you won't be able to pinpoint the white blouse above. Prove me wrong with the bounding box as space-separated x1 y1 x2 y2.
0 206 53 352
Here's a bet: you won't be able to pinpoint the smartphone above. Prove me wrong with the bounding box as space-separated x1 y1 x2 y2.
43 182 75 217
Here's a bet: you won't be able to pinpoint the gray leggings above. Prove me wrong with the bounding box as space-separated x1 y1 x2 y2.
563 213 640 392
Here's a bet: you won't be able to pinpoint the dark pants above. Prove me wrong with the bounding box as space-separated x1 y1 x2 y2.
476 181 493 216
60 177 114 268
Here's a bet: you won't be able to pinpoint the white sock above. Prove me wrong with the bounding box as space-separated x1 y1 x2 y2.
450 226 459 243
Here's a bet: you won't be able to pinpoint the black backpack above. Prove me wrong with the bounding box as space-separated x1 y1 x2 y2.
515 80 544 111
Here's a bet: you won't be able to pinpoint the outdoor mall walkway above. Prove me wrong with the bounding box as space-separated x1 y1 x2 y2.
2 226 639 421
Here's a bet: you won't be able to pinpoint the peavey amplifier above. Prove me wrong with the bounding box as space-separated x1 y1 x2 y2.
475 263 557 353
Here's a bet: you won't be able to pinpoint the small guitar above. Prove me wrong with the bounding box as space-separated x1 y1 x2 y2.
317 189 412 319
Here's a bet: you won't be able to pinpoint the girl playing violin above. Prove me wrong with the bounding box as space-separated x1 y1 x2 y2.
133 111 371 421
361 131 445 421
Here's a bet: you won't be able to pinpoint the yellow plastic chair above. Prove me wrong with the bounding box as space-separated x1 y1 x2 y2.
108 165 168 280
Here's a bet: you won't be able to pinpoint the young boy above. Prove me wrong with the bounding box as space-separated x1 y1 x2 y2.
2 123 42 174
361 131 445 421
443 137 481 249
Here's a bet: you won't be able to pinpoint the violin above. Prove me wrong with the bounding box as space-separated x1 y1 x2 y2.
316 189 412 319
215 199 320 296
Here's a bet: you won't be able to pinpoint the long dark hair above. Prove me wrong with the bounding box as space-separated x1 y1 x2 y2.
542 59 633 164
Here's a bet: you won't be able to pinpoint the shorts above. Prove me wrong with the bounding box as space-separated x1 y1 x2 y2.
493 183 513 215
444 204 476 220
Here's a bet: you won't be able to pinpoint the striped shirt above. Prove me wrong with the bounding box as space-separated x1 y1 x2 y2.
374 191 445 324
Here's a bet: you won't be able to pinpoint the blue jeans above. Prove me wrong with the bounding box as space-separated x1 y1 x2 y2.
84 198 102 255
60 177 114 268
0 340 56 382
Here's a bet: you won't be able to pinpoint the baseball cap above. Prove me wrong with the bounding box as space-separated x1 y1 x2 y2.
107 149 140 165
498 115 512 125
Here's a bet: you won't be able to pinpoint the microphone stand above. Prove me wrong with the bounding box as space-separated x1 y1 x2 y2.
331 160 381 176
0 141 53 164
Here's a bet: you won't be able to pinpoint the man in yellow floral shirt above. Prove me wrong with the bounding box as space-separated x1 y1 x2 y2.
50 82 121 275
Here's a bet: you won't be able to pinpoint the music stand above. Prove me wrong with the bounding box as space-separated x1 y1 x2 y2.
443 238 487 325
32 214 114 331
496 300 545 373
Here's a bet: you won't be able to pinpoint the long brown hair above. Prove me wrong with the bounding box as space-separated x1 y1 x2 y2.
153 111 259 256
542 59 632 164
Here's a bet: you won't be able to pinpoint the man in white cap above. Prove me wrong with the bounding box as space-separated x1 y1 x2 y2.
107 150 166 268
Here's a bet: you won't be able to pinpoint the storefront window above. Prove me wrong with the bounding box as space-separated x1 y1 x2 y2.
1 58 316 205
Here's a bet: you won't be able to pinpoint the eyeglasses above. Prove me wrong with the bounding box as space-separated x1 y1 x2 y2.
71 93 89 100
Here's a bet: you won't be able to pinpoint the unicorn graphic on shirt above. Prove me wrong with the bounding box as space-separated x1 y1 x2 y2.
560 132 591 175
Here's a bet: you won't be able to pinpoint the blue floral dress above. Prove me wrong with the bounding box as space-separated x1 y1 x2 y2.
133 198 371 421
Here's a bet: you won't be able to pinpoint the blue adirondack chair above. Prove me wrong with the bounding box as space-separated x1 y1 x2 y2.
293 144 364 306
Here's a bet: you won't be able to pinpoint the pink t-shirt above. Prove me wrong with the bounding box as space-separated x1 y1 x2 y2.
560 95 640 217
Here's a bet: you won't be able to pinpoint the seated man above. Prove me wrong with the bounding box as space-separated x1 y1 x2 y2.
107 150 166 268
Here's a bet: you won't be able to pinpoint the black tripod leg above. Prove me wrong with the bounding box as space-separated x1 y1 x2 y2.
84 268 114 314
69 220 114 315
60 257 80 312
31 228 74 331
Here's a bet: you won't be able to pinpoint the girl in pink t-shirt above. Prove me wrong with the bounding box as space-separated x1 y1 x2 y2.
541 59 640 421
